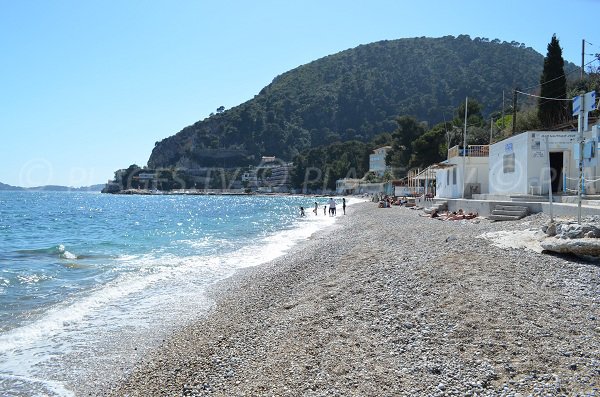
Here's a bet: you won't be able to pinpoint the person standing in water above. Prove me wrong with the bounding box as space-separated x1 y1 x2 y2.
313 202 318 215
328 198 336 216
323 205 327 215
342 198 346 215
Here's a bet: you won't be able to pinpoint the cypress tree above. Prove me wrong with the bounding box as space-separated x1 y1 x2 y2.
538 34 568 128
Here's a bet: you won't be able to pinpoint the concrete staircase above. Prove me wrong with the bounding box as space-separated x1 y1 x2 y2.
488 204 529 221
510 194 553 203
421 200 447 215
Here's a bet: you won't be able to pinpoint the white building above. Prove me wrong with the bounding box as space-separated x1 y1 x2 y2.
241 169 258 186
488 127 600 195
435 145 490 199
489 131 573 195
336 178 384 195
254 156 293 192
369 146 391 176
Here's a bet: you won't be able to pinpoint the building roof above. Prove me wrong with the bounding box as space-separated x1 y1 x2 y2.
372 146 392 153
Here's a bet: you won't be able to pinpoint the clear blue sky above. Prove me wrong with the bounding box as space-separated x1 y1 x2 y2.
1 0 598 187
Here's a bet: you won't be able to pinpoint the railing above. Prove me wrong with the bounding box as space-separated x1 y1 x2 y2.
448 145 459 159
468 145 489 157
447 145 489 159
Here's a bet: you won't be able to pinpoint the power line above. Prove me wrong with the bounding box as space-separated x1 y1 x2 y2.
520 58 598 92
515 90 573 102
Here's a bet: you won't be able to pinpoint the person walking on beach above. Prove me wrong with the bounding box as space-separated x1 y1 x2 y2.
323 205 327 215
328 198 336 216
342 198 346 215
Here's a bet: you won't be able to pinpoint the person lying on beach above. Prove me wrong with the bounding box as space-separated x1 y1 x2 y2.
438 210 478 221
419 209 440 218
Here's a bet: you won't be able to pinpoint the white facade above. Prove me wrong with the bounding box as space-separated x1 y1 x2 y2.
369 146 391 176
488 130 584 195
435 156 489 199
336 178 384 195
241 171 257 183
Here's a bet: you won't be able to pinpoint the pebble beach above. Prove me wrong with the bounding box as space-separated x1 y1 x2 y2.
103 202 599 397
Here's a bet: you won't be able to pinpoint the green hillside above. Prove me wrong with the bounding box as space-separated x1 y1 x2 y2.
147 35 550 170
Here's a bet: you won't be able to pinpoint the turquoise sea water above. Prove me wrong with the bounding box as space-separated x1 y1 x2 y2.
0 192 343 396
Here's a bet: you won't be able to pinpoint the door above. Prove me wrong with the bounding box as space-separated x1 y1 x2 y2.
549 152 563 193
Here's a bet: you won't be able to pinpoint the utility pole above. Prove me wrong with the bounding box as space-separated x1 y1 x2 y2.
582 39 585 81
577 93 587 224
544 136 554 222
462 97 468 199
512 89 518 135
502 90 505 129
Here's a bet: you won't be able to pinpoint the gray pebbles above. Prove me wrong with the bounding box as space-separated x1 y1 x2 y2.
103 203 599 397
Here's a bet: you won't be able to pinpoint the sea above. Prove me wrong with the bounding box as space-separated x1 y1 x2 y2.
0 191 350 396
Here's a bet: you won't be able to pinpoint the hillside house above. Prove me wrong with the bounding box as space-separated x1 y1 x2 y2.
369 146 391 176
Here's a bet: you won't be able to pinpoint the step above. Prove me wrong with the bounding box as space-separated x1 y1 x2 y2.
510 195 553 203
494 205 529 213
488 214 524 221
492 209 527 217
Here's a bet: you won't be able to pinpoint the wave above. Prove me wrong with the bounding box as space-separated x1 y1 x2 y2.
0 200 344 395
0 372 74 397
16 244 78 260
13 244 116 261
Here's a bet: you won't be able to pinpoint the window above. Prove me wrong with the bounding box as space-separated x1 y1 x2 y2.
452 168 457 185
503 153 515 173
446 169 450 185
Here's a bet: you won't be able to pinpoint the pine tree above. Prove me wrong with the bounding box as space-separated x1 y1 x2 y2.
538 34 567 128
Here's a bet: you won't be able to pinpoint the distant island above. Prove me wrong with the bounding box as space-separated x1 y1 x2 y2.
0 182 105 192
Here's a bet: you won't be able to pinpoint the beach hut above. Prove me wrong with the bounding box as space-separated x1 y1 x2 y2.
434 145 489 199
487 129 600 195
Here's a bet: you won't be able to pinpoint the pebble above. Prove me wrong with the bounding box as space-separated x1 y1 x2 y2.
99 205 600 397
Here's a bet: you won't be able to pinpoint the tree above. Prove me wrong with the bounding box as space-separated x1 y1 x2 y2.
409 122 448 168
370 132 393 147
454 98 485 128
538 34 567 128
386 116 426 174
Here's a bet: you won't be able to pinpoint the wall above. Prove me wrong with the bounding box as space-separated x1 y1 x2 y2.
464 156 489 195
435 156 489 199
528 131 577 195
489 133 529 194
435 163 460 199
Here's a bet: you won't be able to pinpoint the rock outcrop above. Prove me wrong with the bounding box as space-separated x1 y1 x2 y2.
540 219 600 258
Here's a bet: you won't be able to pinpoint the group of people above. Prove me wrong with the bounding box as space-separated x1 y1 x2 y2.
422 208 478 221
301 198 346 217
377 195 409 208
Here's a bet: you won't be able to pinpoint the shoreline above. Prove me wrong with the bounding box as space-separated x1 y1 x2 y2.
102 203 599 396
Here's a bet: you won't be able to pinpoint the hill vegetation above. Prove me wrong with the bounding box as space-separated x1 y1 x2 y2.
147 35 549 172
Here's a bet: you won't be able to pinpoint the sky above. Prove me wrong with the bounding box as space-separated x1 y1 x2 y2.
1 0 598 187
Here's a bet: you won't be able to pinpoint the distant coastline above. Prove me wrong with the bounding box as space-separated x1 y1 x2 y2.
0 182 105 192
